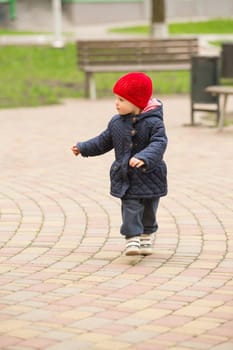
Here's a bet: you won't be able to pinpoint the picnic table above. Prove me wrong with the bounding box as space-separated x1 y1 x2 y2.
205 85 233 131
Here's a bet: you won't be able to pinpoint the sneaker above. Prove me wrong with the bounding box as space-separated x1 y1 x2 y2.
125 236 140 256
140 234 154 255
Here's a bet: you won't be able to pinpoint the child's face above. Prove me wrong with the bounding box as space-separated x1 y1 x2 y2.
115 95 141 115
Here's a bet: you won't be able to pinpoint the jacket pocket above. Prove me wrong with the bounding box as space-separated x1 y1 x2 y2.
110 161 123 184
110 161 128 197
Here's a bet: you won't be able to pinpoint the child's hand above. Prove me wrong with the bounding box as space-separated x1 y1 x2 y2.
71 145 80 156
129 157 145 168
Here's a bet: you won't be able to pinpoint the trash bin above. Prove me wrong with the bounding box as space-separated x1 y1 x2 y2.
221 43 233 78
190 55 220 126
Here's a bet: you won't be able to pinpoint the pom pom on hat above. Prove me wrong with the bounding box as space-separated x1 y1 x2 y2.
113 72 153 109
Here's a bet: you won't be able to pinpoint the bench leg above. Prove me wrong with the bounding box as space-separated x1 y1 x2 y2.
217 94 228 131
191 106 195 125
85 72 96 100
90 74 97 100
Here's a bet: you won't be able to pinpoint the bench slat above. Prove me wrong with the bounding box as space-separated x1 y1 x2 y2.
81 64 191 72
76 38 198 98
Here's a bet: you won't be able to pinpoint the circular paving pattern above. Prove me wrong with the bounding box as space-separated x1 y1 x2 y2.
0 98 233 350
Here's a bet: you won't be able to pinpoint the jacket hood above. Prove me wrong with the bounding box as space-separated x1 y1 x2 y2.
143 98 161 112
139 98 163 121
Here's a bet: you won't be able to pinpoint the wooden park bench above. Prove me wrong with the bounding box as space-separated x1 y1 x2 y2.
76 37 199 99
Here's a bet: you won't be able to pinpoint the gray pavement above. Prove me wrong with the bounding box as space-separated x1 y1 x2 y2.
0 94 233 350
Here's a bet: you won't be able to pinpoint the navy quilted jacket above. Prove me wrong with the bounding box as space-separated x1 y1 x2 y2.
77 100 168 199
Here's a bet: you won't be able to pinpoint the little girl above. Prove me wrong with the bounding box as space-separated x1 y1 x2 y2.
72 72 168 256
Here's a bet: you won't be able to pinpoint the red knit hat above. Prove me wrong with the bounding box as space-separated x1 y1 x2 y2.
113 72 153 109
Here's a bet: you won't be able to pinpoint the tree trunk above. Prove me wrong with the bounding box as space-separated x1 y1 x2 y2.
150 0 168 38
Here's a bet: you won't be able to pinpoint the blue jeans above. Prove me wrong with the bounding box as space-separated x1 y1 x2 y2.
120 198 160 238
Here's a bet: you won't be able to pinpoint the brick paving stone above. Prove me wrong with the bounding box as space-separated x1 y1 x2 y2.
93 323 134 336
6 328 42 340
18 309 54 322
181 335 229 349
95 309 130 320
135 343 167 350
58 309 94 321
43 330 75 341
95 339 131 349
210 344 233 350
175 305 212 318
70 316 111 331
0 320 31 333
70 331 112 343
0 95 233 349
19 337 60 349
45 339 95 350
0 336 21 348
116 297 157 311
153 315 193 327
118 329 155 343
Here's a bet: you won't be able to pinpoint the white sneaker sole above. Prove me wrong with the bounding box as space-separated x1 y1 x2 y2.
125 248 140 256
140 247 153 256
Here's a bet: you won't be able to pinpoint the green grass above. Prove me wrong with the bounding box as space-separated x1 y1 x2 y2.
110 18 233 35
0 44 85 108
96 71 190 96
170 18 233 34
0 43 190 108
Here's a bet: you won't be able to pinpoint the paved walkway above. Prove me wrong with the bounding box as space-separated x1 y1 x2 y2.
0 95 233 350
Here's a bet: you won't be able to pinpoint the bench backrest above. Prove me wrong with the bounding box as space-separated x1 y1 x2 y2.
77 38 199 68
